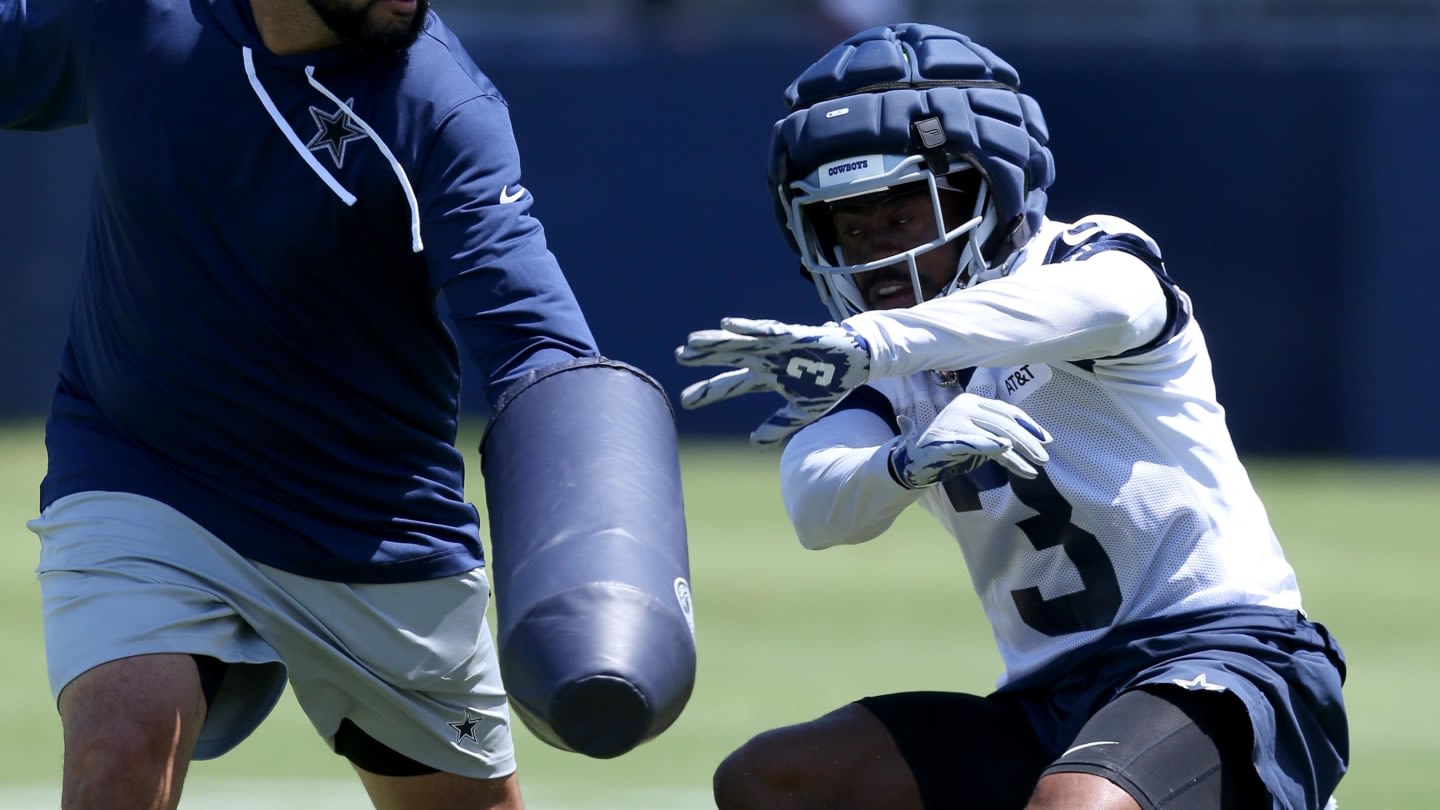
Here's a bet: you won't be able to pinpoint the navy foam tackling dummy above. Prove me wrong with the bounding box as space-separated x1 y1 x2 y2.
479 357 696 759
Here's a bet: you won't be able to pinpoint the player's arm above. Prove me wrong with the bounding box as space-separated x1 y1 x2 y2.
781 388 1050 549
417 92 600 404
780 406 923 550
0 0 94 129
847 246 1175 380
675 226 1177 443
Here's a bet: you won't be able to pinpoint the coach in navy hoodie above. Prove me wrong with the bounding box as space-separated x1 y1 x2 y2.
3 0 602 804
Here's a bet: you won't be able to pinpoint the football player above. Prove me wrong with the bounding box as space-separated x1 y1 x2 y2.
678 22 1348 810
5 0 692 804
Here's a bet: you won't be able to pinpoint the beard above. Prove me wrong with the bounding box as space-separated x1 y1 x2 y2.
305 0 430 52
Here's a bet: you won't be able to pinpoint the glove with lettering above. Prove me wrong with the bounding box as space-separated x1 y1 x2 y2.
676 317 871 446
888 394 1053 487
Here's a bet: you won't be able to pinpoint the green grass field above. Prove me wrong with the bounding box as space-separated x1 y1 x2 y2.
0 421 1436 808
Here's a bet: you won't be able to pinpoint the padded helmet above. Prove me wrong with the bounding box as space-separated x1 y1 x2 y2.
768 23 1055 321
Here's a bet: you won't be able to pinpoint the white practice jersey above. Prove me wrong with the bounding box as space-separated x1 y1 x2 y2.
780 215 1303 687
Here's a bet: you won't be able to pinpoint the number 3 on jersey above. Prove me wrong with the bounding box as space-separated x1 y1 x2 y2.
944 467 1122 636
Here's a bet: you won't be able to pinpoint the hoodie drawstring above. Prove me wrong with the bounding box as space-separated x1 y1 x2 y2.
241 47 424 253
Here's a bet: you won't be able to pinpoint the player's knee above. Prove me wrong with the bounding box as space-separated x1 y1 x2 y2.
712 729 814 810
1026 771 1139 810
62 713 193 801
712 743 770 810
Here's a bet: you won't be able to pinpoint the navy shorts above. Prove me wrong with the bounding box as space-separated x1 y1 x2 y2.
860 606 1348 810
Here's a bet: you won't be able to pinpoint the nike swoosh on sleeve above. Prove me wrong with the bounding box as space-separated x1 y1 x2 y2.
1060 740 1119 758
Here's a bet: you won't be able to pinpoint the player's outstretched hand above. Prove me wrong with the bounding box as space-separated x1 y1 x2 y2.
889 394 1053 487
676 317 872 446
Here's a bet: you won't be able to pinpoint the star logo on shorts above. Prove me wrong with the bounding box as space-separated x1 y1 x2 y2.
1172 673 1227 692
447 709 482 744
306 98 367 168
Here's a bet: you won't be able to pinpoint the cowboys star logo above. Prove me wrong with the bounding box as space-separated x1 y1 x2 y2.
447 708 483 745
306 98 367 168
1171 673 1227 692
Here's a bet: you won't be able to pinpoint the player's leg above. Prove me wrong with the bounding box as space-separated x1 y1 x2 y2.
712 691 1051 810
351 766 522 810
325 717 522 810
712 701 919 810
256 564 524 810
38 492 525 810
1026 773 1140 810
1026 610 1348 810
32 493 289 810
1027 686 1269 810
55 653 209 810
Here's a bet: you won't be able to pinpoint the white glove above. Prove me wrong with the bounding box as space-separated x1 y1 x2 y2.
888 394 1053 487
676 317 872 445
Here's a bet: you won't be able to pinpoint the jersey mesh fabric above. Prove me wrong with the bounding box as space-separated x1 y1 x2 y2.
869 219 1302 687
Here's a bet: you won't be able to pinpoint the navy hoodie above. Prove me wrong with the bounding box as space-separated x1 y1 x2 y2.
2 0 599 581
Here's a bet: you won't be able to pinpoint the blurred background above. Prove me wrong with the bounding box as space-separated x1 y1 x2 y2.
2 2 1439 808
2 0 1438 457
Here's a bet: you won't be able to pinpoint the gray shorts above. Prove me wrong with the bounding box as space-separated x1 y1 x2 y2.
28 491 516 779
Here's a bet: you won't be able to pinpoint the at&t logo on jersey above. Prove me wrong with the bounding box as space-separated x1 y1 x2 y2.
1005 364 1037 395
1000 362 1052 404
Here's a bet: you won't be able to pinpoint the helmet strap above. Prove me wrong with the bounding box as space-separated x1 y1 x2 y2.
913 117 952 176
